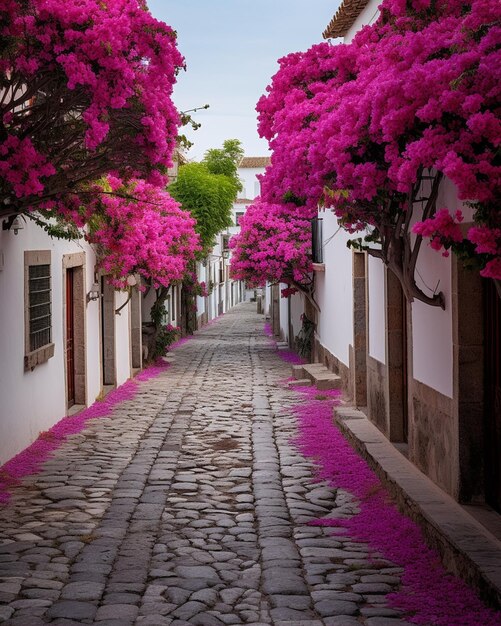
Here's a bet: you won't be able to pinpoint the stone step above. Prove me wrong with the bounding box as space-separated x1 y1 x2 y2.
302 363 342 391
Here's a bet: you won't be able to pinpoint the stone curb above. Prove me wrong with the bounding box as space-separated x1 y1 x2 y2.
334 405 501 609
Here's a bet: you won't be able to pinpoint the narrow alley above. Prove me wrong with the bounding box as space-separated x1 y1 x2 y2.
0 304 498 626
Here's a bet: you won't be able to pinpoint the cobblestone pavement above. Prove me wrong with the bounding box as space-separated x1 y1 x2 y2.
0 303 412 626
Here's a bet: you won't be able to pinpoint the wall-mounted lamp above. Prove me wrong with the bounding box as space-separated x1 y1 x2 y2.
86 282 100 303
126 274 137 287
2 215 25 235
222 249 230 260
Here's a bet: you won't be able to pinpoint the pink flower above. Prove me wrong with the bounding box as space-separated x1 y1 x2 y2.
480 257 501 279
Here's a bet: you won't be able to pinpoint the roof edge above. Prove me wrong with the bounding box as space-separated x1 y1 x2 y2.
323 0 371 39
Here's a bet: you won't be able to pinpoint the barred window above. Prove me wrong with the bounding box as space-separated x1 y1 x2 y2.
24 250 54 370
28 264 52 351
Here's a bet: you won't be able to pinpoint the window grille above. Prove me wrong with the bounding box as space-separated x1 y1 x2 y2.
311 217 324 264
28 264 52 351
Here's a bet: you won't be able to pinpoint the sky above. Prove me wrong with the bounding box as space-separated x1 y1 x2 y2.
147 0 342 161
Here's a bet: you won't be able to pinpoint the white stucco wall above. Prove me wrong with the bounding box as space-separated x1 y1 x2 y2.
290 293 304 340
115 290 132 386
0 220 133 465
279 286 289 341
367 255 386 364
315 211 354 367
264 283 271 317
237 167 264 200
85 286 102 406
410 177 461 398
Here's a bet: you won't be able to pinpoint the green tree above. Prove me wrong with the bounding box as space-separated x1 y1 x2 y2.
202 139 244 188
170 139 243 252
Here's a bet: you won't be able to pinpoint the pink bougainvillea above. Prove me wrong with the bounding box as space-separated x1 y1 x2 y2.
412 209 465 256
0 0 183 215
0 0 197 289
77 178 201 289
256 0 501 284
229 201 314 293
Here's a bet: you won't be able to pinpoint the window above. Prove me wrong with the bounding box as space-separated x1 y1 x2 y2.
235 212 244 226
254 180 261 198
24 251 54 370
311 217 324 264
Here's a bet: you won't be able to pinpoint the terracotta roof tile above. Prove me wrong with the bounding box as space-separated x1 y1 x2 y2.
235 198 253 204
323 0 371 38
239 157 271 168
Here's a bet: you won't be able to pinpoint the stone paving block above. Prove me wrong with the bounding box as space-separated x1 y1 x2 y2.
46 600 98 620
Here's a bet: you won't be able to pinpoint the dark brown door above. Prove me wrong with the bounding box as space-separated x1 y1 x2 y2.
272 284 280 336
66 269 75 407
484 279 501 512
402 290 409 443
101 276 116 386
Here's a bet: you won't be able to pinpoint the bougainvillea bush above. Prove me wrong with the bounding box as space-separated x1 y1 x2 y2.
229 201 314 296
0 0 200 291
68 177 201 289
0 0 183 217
256 0 501 298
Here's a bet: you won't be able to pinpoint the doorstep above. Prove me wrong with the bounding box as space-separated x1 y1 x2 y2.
334 405 501 609
292 363 342 391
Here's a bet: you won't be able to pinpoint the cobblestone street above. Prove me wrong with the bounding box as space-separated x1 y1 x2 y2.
0 303 488 626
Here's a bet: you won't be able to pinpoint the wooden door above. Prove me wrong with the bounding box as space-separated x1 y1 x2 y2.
402 290 409 443
101 277 116 386
484 279 501 512
272 284 280 336
66 269 75 407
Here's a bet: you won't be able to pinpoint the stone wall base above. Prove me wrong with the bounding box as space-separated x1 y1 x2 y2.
366 354 388 437
410 378 457 498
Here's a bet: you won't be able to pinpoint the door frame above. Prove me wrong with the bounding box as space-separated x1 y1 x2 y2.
62 253 87 410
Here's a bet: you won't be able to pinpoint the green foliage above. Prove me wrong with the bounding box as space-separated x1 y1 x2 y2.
26 212 81 241
170 160 238 252
154 323 180 358
203 139 244 191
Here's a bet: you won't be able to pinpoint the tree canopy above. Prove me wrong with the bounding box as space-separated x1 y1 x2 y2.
0 0 202 290
229 201 314 296
254 0 501 300
169 140 243 252
203 139 244 186
0 0 184 218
